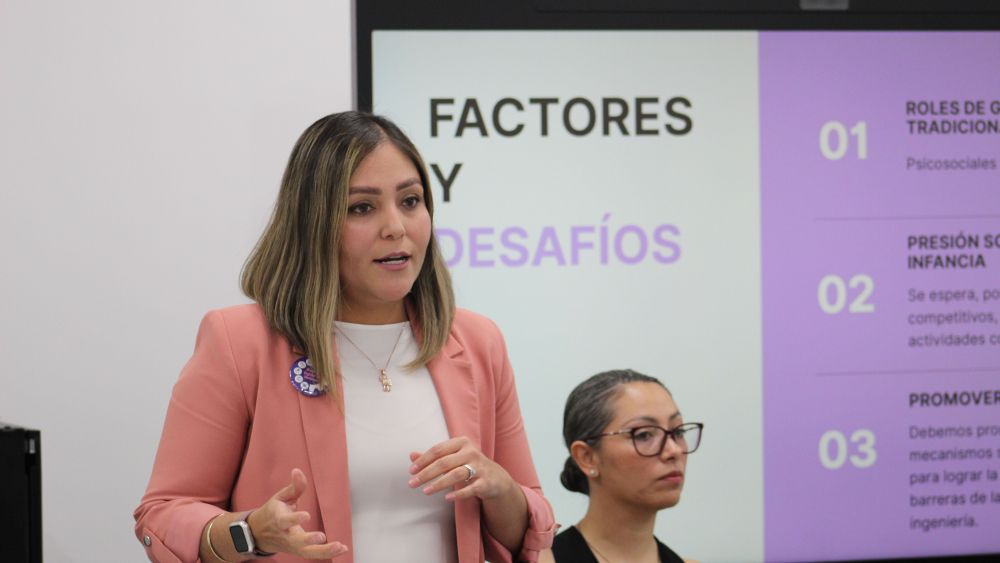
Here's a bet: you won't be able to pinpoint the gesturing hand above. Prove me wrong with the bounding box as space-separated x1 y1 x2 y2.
247 468 349 559
408 436 517 502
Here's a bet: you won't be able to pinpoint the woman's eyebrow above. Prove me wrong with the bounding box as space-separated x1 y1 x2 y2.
621 412 682 426
348 177 421 195
622 415 660 426
396 177 421 190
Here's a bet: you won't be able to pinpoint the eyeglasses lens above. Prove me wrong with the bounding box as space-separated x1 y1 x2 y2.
634 424 702 456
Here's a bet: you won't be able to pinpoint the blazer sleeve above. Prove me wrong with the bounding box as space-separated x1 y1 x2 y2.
480 321 557 563
134 310 253 563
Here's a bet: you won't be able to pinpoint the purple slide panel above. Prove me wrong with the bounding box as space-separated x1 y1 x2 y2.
761 32 1000 561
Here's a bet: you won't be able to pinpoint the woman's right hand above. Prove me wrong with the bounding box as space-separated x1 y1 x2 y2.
247 468 348 559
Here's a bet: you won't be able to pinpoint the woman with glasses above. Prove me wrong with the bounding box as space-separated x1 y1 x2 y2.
542 369 702 563
134 112 555 563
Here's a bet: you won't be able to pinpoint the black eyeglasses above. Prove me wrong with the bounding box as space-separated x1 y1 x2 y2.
583 422 704 456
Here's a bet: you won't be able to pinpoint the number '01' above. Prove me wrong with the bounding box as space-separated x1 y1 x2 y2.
820 121 867 160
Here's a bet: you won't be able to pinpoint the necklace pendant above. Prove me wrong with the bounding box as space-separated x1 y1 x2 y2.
379 368 392 392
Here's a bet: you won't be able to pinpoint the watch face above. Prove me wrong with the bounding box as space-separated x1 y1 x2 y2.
229 522 252 553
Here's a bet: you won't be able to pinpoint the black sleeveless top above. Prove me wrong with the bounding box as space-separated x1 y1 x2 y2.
551 526 684 563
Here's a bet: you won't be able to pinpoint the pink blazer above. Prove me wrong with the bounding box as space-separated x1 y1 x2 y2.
134 304 555 563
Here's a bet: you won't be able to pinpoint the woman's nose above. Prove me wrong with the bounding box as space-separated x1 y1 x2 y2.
380 207 406 239
659 434 683 460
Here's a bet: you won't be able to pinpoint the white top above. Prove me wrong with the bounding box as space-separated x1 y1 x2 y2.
335 321 457 563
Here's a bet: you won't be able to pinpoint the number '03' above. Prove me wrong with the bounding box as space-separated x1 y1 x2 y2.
820 121 867 160
819 429 877 470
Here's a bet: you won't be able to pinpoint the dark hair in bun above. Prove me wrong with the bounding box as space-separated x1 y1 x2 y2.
560 369 668 495
560 455 590 494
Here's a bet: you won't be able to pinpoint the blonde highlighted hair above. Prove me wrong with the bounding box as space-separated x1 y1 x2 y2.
241 112 455 400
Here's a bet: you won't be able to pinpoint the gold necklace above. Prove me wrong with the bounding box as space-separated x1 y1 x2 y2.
579 530 614 563
336 323 406 392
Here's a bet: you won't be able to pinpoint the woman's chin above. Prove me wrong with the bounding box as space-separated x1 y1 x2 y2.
377 287 415 305
647 491 682 511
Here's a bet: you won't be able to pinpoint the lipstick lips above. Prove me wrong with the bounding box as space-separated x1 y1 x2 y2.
659 470 684 483
374 252 411 265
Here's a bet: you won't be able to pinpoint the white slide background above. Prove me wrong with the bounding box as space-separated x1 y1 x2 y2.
374 31 764 562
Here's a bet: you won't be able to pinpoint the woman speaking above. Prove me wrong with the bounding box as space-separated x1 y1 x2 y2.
134 112 555 562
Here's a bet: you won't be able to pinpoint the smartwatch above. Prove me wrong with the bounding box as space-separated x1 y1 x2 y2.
228 511 276 558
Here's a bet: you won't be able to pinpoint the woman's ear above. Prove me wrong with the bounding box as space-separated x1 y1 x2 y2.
570 440 600 477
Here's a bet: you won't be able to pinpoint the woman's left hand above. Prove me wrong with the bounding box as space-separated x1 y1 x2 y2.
408 436 516 501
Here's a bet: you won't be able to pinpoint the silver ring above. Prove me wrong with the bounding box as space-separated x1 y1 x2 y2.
462 463 476 482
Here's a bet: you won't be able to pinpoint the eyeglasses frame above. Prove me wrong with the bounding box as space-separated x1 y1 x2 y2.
582 422 704 457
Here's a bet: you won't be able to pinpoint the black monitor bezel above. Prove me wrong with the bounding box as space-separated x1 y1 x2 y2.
355 3 1000 561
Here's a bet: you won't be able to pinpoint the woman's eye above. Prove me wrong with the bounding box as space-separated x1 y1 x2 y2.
402 194 422 208
349 202 373 215
673 428 687 439
633 430 655 442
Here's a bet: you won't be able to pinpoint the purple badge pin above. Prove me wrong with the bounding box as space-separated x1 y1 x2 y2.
289 357 325 397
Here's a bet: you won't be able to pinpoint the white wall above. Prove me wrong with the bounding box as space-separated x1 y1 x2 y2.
0 1 354 561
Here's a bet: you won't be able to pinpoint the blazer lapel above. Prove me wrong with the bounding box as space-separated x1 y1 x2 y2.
427 332 483 563
409 301 481 447
427 333 480 448
297 371 354 562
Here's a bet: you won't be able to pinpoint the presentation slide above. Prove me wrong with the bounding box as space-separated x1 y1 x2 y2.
760 32 1000 561
371 30 1000 561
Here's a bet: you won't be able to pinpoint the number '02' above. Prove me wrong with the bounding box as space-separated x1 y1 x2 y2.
818 274 875 314
819 429 877 470
820 121 867 160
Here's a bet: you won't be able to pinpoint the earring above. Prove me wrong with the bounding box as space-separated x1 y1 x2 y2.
589 469 598 477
